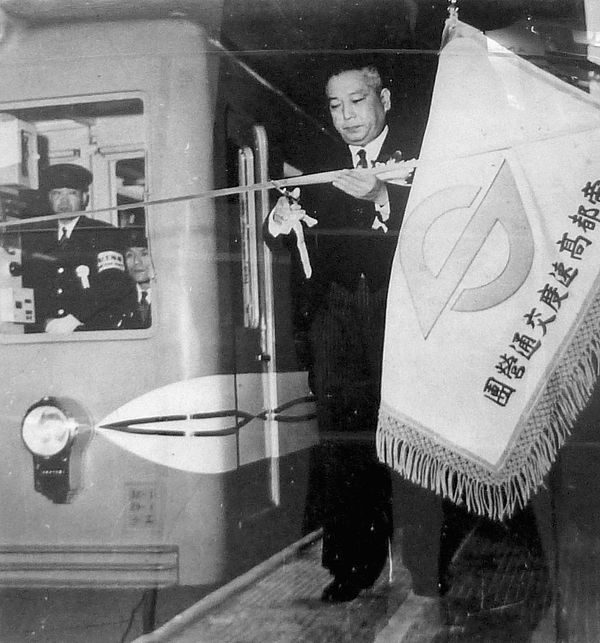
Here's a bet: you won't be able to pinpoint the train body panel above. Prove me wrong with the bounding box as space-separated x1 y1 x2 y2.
0 16 318 589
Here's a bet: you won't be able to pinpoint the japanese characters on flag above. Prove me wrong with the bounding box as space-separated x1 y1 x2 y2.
377 19 600 520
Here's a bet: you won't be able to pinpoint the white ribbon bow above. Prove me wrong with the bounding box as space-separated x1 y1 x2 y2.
269 188 318 278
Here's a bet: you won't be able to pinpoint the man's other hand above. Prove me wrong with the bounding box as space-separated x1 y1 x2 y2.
332 170 388 205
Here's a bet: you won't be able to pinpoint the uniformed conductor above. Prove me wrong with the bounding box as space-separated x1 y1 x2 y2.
21 163 135 333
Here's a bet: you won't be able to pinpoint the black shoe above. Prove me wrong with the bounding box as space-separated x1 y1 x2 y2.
321 578 362 603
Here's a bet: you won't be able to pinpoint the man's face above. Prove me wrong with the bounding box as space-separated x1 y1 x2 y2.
125 246 152 284
326 70 391 146
48 187 87 214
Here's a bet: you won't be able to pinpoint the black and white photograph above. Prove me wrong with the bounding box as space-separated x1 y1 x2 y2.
0 0 599 641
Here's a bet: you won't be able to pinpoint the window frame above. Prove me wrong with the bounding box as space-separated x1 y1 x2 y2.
0 91 153 344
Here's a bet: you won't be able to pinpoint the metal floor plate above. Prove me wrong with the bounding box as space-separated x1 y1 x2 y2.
147 535 412 643
138 518 600 643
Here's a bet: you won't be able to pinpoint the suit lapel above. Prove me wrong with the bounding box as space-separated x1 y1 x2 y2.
377 131 402 164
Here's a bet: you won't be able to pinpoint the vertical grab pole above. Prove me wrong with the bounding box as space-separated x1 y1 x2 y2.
254 124 281 506
238 147 260 331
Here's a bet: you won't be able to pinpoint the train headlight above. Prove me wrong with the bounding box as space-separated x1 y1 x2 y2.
21 398 92 504
22 404 76 457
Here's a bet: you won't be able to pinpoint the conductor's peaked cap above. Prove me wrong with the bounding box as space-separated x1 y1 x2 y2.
41 164 93 191
123 226 148 249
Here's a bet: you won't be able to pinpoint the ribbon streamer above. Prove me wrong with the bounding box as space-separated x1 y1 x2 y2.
268 190 318 278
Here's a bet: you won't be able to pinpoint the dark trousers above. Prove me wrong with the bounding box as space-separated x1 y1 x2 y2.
307 278 392 587
394 477 444 596
305 278 445 594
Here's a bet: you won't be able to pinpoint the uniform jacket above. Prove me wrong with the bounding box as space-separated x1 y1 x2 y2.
21 216 136 332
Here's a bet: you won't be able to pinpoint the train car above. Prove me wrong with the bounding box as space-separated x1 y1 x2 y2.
0 9 323 603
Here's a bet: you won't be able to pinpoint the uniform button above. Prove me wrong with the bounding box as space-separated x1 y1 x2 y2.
57 267 65 274
57 309 65 316
57 288 63 294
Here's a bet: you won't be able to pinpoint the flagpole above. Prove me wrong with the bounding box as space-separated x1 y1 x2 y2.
447 0 458 21
441 0 459 48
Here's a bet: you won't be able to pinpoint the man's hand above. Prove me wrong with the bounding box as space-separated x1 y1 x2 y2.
332 170 388 206
268 188 310 237
45 314 82 334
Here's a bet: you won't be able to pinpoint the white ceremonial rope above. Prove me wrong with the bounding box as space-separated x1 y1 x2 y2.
5 118 600 230
0 159 416 229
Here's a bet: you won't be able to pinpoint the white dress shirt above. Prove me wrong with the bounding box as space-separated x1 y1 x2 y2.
57 216 80 240
137 284 151 304
349 125 391 230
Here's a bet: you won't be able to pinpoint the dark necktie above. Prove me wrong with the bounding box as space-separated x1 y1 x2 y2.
59 226 68 244
138 290 150 326
356 148 368 169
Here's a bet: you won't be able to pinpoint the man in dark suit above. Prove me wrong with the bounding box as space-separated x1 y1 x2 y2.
21 163 135 333
269 60 442 604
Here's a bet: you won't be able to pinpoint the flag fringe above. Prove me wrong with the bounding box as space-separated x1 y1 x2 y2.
377 316 600 520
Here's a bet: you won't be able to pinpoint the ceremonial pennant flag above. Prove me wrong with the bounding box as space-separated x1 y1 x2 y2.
377 18 600 520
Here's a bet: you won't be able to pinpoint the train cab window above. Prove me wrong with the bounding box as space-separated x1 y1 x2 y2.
0 97 151 338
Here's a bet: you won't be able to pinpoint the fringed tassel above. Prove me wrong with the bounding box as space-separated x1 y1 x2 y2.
377 320 600 520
